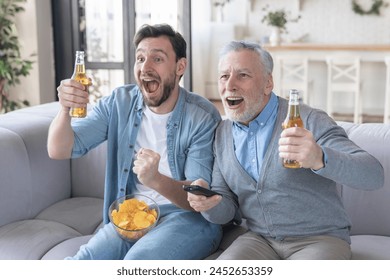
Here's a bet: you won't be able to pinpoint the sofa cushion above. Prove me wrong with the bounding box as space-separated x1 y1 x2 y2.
41 235 94 260
338 122 390 236
6 102 61 119
351 235 390 260
0 129 33 227
204 224 247 259
0 113 72 220
36 197 104 235
71 142 106 199
0 219 82 260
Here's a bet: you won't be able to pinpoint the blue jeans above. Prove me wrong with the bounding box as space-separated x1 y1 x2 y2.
65 204 222 260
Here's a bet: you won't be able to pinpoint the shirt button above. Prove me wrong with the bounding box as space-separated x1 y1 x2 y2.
129 144 134 149
124 169 129 172
120 188 124 192
257 189 262 194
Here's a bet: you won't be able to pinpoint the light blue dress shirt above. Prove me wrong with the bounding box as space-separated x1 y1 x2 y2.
70 84 221 223
233 92 278 181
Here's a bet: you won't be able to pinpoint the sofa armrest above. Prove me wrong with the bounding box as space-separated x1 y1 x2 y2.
0 103 72 226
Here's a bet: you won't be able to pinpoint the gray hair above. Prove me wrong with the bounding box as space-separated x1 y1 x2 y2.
219 40 274 75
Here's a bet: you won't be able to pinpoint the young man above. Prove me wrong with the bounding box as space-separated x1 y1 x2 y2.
187 41 384 260
47 24 222 260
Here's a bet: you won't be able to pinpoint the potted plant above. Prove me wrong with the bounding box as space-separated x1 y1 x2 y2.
0 0 34 113
212 0 232 22
261 6 301 46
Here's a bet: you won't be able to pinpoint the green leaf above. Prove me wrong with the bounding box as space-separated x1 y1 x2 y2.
0 0 32 113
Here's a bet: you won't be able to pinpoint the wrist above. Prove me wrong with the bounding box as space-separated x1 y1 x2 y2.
61 106 71 113
142 172 164 191
312 161 324 171
312 148 327 171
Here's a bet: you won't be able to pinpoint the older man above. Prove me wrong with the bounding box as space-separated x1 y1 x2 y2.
188 41 384 260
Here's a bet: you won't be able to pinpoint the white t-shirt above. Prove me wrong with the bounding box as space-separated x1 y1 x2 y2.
134 106 172 205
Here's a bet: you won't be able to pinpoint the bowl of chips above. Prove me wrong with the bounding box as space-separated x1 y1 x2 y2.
109 194 160 242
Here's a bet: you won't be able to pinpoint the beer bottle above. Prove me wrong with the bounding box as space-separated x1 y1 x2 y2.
282 89 304 168
69 51 91 118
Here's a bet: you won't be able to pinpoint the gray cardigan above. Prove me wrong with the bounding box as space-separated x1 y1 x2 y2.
202 97 384 243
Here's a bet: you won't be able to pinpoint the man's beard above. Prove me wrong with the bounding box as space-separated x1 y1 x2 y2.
224 93 264 124
142 74 176 108
225 108 258 124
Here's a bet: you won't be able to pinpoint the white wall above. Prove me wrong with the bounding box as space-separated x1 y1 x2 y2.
226 0 390 44
192 0 390 118
11 0 56 106
10 0 390 110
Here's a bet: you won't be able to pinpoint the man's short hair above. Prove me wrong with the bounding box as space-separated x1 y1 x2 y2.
133 24 186 62
219 40 274 75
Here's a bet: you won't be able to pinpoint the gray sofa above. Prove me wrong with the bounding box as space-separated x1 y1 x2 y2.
0 102 389 260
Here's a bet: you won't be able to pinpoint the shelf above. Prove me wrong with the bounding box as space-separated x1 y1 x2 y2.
263 44 390 52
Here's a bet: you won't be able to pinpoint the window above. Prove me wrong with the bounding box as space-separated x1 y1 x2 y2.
52 0 191 102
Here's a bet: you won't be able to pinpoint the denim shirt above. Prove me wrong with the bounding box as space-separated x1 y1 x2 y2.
71 84 221 223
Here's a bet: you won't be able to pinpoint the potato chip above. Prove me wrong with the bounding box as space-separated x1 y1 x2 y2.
112 197 157 231
133 211 151 229
150 209 158 218
145 213 156 224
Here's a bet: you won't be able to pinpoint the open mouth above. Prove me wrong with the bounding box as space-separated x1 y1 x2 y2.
226 96 244 106
142 77 160 93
